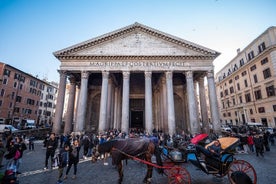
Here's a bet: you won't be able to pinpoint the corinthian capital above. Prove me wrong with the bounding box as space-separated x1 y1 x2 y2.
58 70 67 77
165 71 173 80
185 70 193 79
207 70 214 78
81 71 90 79
102 71 109 79
144 71 152 78
122 71 130 79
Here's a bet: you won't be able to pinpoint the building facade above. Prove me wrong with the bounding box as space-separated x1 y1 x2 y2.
37 81 58 127
53 23 221 135
215 26 276 127
0 62 57 128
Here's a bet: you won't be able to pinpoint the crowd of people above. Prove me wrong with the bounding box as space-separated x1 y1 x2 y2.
0 127 274 184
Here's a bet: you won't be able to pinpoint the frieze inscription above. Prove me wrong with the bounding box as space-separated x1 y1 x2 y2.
89 61 191 68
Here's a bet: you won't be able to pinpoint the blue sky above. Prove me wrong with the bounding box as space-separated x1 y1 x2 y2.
0 0 275 82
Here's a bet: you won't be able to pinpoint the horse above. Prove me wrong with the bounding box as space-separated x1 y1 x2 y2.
93 137 163 184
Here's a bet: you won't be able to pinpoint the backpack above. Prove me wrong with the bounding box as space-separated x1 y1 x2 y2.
14 150 21 160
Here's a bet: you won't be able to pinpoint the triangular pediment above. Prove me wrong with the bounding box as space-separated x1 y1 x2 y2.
54 22 220 59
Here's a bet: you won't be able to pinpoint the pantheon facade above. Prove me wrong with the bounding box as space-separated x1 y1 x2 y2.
53 23 221 136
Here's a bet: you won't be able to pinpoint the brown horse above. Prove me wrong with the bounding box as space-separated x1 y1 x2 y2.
93 138 163 184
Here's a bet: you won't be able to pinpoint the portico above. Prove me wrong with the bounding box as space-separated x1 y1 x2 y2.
53 23 220 136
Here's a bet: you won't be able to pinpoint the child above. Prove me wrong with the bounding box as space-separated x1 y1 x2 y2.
57 144 70 184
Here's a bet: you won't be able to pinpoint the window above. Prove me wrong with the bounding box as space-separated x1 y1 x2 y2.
46 111 51 116
0 89 5 97
258 107 265 113
227 100 231 107
248 51 255 61
258 42 266 53
230 86 234 94
253 75 258 83
14 107 20 113
239 96 243 103
224 89 229 96
48 102 53 108
16 96 22 103
14 73 20 80
11 92 15 99
13 82 17 88
263 68 271 79
20 76 25 83
266 85 275 97
261 58 268 65
240 59 244 67
4 69 11 77
241 71 247 76
3 78 7 85
273 105 276 112
250 65 256 71
245 93 251 102
244 79 248 87
254 90 262 100
237 83 240 90
27 98 35 105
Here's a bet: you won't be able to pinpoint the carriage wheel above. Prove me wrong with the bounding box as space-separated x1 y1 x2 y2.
227 160 257 184
168 166 191 184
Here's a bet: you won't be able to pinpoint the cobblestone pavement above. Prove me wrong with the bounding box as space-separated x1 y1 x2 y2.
2 141 276 184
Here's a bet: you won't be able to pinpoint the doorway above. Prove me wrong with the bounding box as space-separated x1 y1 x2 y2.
130 110 144 128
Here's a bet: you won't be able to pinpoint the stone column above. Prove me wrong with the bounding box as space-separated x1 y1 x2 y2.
198 76 209 133
107 77 114 129
166 71 176 136
73 84 80 131
64 76 76 134
194 81 200 125
53 70 67 134
186 71 200 135
161 76 168 132
98 71 109 133
121 71 130 133
145 71 153 134
75 71 89 133
113 87 119 129
207 70 221 134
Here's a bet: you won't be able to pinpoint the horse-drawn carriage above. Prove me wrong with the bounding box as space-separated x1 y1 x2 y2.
93 134 257 184
187 135 257 183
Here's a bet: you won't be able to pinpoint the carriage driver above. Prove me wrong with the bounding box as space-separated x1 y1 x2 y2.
196 139 223 158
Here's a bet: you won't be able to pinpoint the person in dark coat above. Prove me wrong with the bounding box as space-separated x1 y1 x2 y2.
44 133 58 170
253 133 264 157
263 131 270 151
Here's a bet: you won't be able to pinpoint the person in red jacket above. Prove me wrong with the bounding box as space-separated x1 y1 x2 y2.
247 134 254 153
